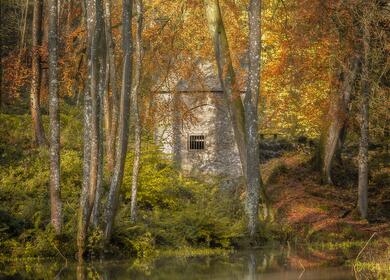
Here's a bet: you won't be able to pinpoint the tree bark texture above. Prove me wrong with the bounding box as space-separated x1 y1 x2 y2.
244 0 261 241
203 0 247 176
77 0 106 260
48 0 62 234
130 0 143 223
31 0 47 146
358 11 371 220
91 54 105 228
104 0 133 241
322 57 359 185
103 0 119 172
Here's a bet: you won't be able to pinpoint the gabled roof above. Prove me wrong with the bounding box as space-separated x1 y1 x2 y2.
152 55 248 93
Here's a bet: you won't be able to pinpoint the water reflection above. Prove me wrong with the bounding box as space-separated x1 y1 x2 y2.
246 253 257 280
2 248 356 280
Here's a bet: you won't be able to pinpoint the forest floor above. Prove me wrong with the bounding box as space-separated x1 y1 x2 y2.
262 152 390 272
266 153 389 240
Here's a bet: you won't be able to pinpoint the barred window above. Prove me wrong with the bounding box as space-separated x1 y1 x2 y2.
189 135 205 150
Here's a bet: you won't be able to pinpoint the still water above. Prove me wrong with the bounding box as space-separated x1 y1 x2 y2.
3 248 357 279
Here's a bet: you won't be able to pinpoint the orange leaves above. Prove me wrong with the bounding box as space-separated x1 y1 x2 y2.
60 25 87 97
1 49 32 100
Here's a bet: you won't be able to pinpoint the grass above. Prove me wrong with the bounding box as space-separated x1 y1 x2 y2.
158 247 232 258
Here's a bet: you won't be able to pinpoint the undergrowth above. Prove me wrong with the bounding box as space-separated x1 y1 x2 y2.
0 110 272 261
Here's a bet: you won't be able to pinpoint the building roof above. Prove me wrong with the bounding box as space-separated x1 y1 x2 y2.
152 56 248 93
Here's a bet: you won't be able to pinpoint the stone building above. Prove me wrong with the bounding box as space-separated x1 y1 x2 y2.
154 61 243 178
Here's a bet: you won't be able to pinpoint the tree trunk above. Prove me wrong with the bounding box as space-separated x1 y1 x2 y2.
203 0 247 176
103 0 119 172
244 0 261 241
322 57 359 184
335 123 347 165
104 0 133 241
358 12 371 220
78 82 92 260
130 0 143 223
77 0 106 260
48 0 62 234
20 0 30 51
31 0 47 146
77 0 93 260
91 92 104 227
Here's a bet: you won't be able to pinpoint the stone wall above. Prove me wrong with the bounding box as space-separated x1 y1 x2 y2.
155 91 242 178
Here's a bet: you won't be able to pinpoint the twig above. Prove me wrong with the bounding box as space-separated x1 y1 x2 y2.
353 232 377 279
52 241 68 267
298 260 305 280
355 232 377 263
51 241 68 279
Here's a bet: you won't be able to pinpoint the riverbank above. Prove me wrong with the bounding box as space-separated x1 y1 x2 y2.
263 152 390 279
1 244 389 279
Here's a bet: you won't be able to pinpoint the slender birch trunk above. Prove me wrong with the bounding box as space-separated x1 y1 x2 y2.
244 0 261 241
130 0 143 223
77 0 95 260
77 1 93 259
203 0 247 176
78 81 92 260
48 0 62 234
31 0 47 146
358 11 371 219
77 0 106 259
104 0 133 241
20 0 30 51
103 0 119 172
91 92 105 227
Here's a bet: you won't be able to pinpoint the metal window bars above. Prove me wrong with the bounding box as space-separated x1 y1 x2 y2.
189 135 205 150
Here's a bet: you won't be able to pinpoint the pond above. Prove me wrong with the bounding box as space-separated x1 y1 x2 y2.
2 247 358 279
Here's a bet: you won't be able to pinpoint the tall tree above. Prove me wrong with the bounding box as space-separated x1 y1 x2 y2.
77 0 106 259
104 0 133 241
48 0 62 234
130 0 143 223
244 0 261 241
321 57 359 184
358 6 371 219
203 0 247 175
203 0 270 238
91 94 105 227
31 0 46 146
103 0 119 172
317 2 361 184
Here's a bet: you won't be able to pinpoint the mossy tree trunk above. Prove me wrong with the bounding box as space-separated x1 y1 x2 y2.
244 0 262 241
48 0 62 234
204 0 268 240
104 0 133 241
203 0 247 176
31 0 46 146
77 0 106 260
321 57 359 184
103 0 119 172
130 0 143 223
